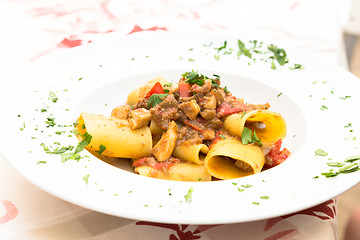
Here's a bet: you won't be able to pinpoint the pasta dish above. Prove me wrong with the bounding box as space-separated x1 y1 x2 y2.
74 71 290 181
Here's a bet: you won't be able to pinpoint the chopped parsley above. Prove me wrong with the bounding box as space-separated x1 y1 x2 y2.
219 134 226 139
163 83 172 87
339 95 351 100
345 156 360 163
184 187 194 203
96 144 106 155
82 174 90 184
45 117 56 127
321 163 359 178
320 105 328 111
214 40 227 52
267 44 288 66
74 132 92 154
237 40 252 59
61 152 81 163
327 162 345 167
61 152 73 163
182 70 209 86
290 64 304 70
41 143 74 154
48 91 58 103
200 39 299 70
241 127 263 146
318 154 360 178
148 93 168 108
314 149 328 156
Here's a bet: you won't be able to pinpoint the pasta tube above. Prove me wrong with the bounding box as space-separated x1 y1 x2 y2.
172 143 209 165
204 137 265 180
135 162 212 181
223 110 287 145
75 112 152 159
149 120 163 135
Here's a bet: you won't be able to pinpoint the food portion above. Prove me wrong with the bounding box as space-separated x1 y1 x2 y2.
74 71 290 181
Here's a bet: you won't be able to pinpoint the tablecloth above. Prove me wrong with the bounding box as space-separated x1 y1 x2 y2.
0 0 348 239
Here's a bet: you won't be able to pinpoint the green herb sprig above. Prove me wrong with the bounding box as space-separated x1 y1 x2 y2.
241 127 263 146
148 94 168 108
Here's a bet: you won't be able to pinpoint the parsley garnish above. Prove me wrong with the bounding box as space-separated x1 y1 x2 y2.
315 149 328 156
237 40 252 59
290 64 304 70
267 44 288 66
61 152 81 163
182 70 209 86
163 83 172 87
345 156 360 163
96 144 106 155
320 105 328 111
241 127 263 146
83 174 90 184
74 132 92 154
41 143 74 154
184 187 194 203
148 93 168 108
214 41 227 52
48 91 58 103
20 123 25 131
45 117 56 127
339 96 351 100
327 162 345 167
321 163 359 178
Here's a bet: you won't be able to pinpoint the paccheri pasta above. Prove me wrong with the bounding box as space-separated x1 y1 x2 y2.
74 71 290 181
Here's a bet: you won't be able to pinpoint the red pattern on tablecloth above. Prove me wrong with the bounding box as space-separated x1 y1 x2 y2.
128 25 168 35
264 199 336 232
0 200 19 225
136 221 219 240
263 229 298 240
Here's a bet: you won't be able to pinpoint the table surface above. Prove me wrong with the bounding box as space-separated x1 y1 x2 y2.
0 0 350 239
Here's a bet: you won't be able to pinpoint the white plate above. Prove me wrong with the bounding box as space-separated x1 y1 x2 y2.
1 32 359 224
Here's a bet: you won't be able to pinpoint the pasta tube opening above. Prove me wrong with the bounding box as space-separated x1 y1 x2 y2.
204 137 265 180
